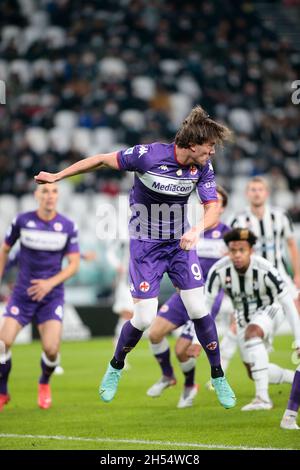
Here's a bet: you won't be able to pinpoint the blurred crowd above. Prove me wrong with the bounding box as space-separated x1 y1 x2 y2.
0 0 300 218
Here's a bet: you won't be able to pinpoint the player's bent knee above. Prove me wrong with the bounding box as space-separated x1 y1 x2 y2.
175 348 187 362
131 298 158 331
43 344 60 360
244 324 264 340
180 287 207 319
148 329 164 344
0 337 13 351
42 350 60 367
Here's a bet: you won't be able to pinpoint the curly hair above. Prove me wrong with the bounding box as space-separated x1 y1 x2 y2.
175 105 232 148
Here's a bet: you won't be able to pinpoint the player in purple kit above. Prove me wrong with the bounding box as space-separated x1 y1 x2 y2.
147 186 232 408
281 365 300 430
0 183 80 411
35 106 236 409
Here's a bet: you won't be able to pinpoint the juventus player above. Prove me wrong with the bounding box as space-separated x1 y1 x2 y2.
219 176 300 378
280 365 300 430
206 228 300 411
230 176 300 304
0 184 80 411
35 106 236 409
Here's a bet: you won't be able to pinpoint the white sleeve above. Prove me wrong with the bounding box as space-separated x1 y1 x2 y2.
278 291 300 348
265 267 288 299
205 266 222 311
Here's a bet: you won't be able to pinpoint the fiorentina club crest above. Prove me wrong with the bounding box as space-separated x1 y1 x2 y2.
160 304 169 313
139 281 150 292
206 341 217 351
10 305 20 316
212 230 221 238
190 165 198 176
54 222 63 232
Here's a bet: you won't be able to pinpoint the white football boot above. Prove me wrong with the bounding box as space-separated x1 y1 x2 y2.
280 415 300 430
147 376 176 397
241 396 273 411
177 384 199 408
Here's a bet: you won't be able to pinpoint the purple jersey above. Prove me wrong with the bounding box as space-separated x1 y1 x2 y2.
196 222 230 279
117 143 217 240
5 211 79 300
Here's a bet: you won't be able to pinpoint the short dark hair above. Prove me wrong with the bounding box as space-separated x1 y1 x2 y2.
216 185 228 208
175 105 232 148
224 228 257 247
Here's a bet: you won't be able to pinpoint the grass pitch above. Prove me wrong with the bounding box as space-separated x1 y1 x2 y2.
0 335 299 450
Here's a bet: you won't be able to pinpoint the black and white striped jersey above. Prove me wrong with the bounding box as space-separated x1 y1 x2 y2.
206 254 288 328
228 206 293 273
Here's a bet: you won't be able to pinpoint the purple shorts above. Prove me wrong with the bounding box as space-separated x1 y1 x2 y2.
158 289 225 340
4 293 64 327
158 292 190 327
129 239 204 299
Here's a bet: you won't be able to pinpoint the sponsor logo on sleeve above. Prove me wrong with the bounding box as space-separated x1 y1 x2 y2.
138 145 149 158
124 147 134 155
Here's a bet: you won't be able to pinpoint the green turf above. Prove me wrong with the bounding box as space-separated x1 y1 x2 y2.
0 335 299 450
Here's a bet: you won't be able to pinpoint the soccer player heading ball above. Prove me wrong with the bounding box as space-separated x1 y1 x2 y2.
35 105 236 409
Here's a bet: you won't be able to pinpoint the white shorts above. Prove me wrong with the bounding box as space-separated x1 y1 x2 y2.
112 282 134 315
237 304 285 363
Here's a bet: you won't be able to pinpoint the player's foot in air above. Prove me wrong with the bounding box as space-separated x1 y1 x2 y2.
241 396 272 411
146 376 177 398
0 393 10 412
177 384 199 409
211 376 236 409
99 364 122 403
280 415 299 430
38 384 52 409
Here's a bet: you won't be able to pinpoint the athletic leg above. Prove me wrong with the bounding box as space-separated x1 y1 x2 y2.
0 317 22 410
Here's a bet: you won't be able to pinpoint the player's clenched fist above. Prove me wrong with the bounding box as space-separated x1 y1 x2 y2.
180 228 200 250
35 171 58 184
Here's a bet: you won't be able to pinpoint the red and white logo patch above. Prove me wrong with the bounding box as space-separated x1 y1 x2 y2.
212 230 221 239
206 341 218 351
53 222 63 232
160 304 169 313
10 305 20 316
190 165 198 176
139 281 150 292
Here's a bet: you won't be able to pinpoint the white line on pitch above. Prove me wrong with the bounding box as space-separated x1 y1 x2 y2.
0 434 295 451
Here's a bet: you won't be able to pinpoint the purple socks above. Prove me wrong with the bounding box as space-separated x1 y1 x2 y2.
0 358 12 395
113 321 143 366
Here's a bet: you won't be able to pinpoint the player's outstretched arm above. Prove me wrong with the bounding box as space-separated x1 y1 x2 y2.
34 151 119 184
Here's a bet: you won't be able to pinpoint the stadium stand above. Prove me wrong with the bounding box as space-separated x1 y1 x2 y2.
0 0 300 303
